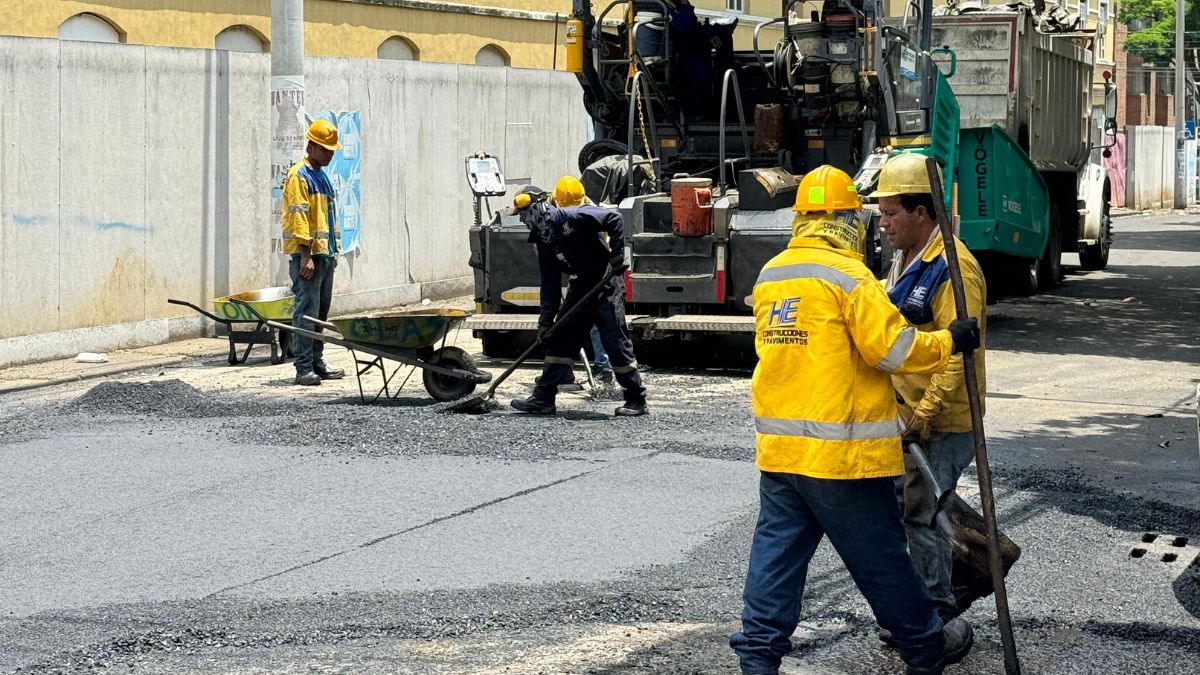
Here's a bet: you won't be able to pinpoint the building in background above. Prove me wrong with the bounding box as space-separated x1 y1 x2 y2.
6 0 786 69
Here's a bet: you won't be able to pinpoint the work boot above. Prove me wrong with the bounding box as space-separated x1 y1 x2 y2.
294 371 322 386
315 366 345 380
881 607 958 649
905 618 974 675
511 396 557 415
614 394 648 417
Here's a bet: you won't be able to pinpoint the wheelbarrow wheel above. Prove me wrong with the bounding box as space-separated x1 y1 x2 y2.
423 346 479 402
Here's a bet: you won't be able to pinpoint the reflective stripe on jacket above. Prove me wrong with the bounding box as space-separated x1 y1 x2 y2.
282 159 339 256
886 232 987 433
751 232 954 479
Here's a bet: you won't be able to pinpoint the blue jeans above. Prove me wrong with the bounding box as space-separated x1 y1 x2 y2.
731 472 945 674
589 325 611 371
900 432 977 614
289 254 336 374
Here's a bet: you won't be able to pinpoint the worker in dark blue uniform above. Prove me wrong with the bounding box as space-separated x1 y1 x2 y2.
509 176 648 417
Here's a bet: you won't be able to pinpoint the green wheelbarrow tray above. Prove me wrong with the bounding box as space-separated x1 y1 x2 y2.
329 308 470 350
212 287 295 322
231 300 491 403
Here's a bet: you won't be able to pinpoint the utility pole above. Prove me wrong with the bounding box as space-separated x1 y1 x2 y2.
270 0 306 284
1175 0 1187 208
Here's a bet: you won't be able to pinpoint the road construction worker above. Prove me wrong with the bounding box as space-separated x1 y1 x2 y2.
874 152 988 622
508 175 647 416
730 165 980 675
281 119 345 386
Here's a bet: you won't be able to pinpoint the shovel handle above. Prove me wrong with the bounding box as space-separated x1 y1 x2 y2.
479 266 620 399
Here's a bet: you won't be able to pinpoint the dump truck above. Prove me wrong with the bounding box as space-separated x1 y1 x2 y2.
465 1 1114 357
927 5 1115 294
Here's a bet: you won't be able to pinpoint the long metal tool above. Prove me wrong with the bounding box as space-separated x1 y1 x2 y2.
442 267 621 414
924 157 1020 674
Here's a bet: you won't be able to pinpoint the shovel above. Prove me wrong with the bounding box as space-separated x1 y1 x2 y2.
905 442 1022 613
441 267 622 413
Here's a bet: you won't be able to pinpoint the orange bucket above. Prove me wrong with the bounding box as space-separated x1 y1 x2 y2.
671 176 714 237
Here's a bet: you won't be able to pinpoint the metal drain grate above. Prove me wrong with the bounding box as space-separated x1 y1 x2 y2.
1130 532 1197 564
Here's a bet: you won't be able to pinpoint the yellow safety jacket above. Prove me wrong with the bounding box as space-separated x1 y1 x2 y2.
751 215 954 479
281 159 339 256
886 232 986 433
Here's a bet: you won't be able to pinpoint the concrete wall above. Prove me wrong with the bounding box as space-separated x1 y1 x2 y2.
1123 125 1199 211
0 36 587 366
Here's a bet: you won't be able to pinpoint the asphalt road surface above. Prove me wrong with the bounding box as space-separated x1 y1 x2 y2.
2 213 1198 674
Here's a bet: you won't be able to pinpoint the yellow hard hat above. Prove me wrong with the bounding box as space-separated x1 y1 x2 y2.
793 165 861 214
554 175 586 207
871 153 934 197
306 119 342 151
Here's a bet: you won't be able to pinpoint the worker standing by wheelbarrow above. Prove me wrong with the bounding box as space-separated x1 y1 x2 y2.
509 176 647 417
730 166 980 675
874 153 989 623
282 119 346 386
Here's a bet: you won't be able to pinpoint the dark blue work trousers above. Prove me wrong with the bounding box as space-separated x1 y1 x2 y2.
730 472 945 674
289 254 336 375
535 276 644 401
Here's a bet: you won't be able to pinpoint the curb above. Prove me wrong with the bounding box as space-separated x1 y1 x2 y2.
0 355 189 395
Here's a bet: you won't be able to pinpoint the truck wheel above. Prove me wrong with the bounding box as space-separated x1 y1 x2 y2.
1036 211 1062 291
423 346 479 402
1013 257 1039 297
1079 188 1112 271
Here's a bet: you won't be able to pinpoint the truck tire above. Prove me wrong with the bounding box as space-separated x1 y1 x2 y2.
1079 185 1112 271
1036 210 1062 291
1013 256 1039 297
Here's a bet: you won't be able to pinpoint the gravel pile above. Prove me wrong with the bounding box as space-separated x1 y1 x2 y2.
212 386 756 462
68 380 278 419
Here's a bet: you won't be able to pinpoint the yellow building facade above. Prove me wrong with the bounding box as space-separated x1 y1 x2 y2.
7 0 1117 119
6 0 789 69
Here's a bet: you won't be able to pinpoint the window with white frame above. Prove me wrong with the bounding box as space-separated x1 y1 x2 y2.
727 0 744 13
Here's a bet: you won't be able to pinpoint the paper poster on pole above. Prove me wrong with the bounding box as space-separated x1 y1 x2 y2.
270 77 306 238
308 110 363 253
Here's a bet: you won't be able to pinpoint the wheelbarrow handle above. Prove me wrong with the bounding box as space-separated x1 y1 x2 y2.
302 315 339 331
167 298 226 324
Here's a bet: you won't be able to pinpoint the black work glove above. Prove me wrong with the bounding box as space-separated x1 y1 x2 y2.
609 252 628 275
536 324 551 342
948 317 980 355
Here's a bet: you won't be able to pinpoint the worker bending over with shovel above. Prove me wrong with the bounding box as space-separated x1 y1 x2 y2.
731 166 979 675
508 176 648 417
875 153 988 624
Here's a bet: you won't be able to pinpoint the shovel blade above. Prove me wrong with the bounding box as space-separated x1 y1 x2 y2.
437 393 498 414
935 491 1022 613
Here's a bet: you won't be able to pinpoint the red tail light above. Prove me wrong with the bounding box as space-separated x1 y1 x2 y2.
624 269 633 302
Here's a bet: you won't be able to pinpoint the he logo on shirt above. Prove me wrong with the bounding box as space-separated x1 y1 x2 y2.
768 297 800 326
763 296 808 345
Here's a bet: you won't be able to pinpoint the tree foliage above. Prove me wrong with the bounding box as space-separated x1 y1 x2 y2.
1119 0 1200 66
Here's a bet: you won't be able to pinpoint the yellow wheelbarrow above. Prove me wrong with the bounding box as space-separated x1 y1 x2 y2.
168 287 295 365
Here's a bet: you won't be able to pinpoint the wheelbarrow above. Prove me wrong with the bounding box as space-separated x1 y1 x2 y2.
168 288 295 365
232 300 492 404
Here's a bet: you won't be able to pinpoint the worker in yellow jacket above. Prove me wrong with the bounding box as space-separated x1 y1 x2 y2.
730 166 980 675
875 152 988 623
282 119 344 386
